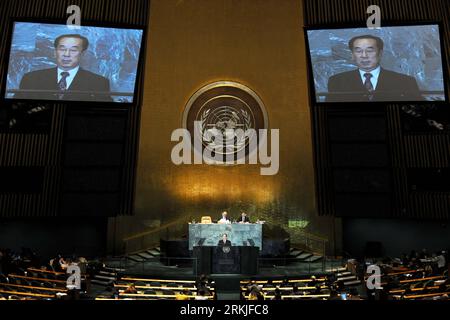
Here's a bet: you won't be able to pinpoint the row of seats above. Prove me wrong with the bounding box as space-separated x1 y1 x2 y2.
115 283 214 291
6 274 66 288
120 276 205 284
0 289 54 300
356 262 449 300
387 274 450 300
96 276 216 300
118 276 215 290
116 291 215 300
240 277 326 285
0 268 69 300
26 268 66 281
241 275 334 300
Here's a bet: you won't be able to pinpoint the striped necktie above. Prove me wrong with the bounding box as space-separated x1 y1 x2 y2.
58 71 70 99
364 73 374 101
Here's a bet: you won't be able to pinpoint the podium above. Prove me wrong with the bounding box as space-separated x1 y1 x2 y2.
213 246 240 273
193 246 258 275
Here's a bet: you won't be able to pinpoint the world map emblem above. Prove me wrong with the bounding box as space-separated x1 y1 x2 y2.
182 81 268 165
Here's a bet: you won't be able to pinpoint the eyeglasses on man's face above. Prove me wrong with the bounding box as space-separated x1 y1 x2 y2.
57 47 81 55
352 48 379 56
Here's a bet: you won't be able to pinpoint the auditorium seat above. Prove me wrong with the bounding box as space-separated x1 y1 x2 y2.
160 289 175 295
0 285 14 291
144 290 156 295
108 275 215 300
30 280 43 287
0 274 8 283
166 282 179 288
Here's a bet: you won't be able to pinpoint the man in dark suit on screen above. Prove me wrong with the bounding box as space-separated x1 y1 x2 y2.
15 34 112 102
326 35 422 102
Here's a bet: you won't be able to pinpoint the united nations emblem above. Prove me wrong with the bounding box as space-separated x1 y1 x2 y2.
182 81 268 165
222 246 231 254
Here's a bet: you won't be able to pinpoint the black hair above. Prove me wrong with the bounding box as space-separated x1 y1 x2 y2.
348 35 384 51
198 289 206 296
54 34 89 51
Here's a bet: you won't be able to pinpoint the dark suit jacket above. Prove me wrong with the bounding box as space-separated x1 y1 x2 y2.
15 67 112 102
217 240 232 247
326 68 422 102
238 215 250 223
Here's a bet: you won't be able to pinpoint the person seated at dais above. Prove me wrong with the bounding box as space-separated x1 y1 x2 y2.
237 211 250 223
217 211 231 224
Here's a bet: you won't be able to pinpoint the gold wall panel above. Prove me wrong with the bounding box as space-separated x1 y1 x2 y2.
132 0 340 252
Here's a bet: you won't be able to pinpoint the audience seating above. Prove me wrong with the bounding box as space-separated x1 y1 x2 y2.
105 275 216 300
0 289 54 299
1 246 447 301
0 265 70 300
241 275 331 300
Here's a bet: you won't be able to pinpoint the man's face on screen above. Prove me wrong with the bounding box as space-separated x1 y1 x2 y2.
55 37 84 70
351 38 382 72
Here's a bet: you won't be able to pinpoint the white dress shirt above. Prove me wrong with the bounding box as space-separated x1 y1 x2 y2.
358 66 381 90
57 66 80 89
436 255 446 268
218 217 230 224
